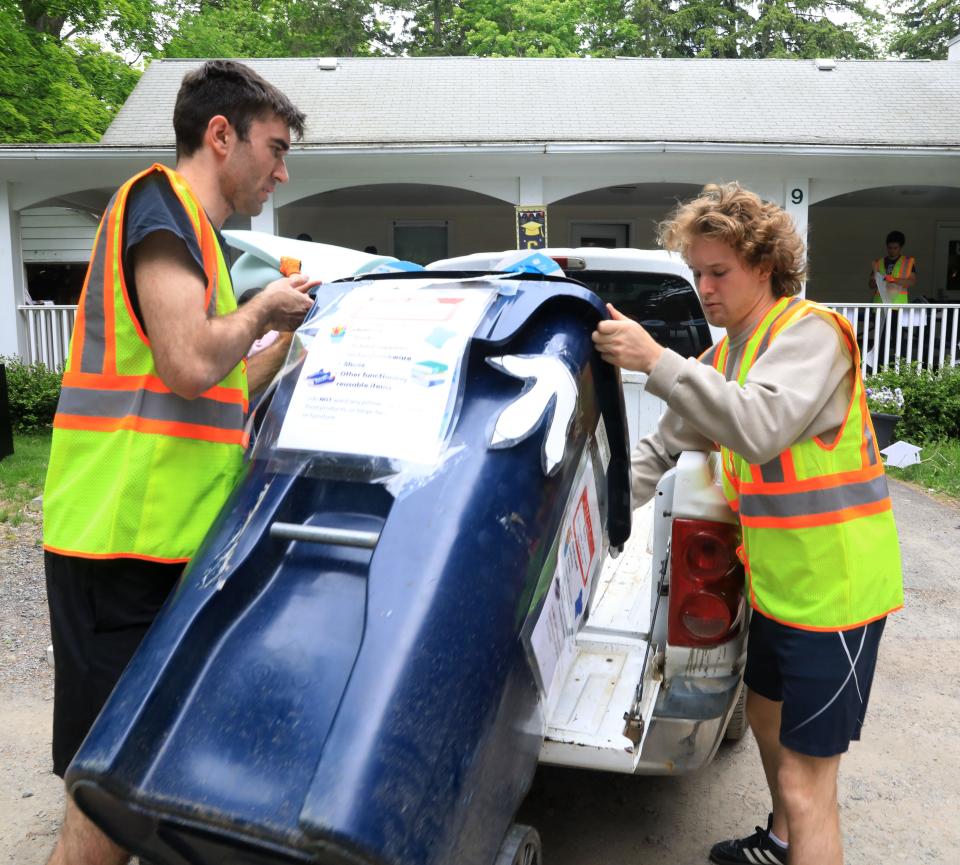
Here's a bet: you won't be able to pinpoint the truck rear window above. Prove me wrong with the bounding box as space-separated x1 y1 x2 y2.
577 271 712 358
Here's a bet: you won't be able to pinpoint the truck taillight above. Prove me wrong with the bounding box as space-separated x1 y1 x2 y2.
549 256 585 271
668 518 744 648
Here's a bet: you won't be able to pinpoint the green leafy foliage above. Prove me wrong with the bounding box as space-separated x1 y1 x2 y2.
0 2 141 142
2 356 63 433
865 364 960 444
164 0 389 59
889 0 960 59
399 0 879 57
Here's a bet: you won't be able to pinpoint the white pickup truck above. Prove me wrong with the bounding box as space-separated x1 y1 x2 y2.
430 248 749 775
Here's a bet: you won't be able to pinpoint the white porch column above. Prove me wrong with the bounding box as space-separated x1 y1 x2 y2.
0 182 26 359
250 197 276 234
517 176 547 246
785 179 810 298
518 176 544 205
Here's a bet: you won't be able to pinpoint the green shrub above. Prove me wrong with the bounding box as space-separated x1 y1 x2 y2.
1 355 63 432
864 363 960 443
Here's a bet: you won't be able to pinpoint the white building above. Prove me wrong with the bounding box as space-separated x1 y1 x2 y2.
3 53 960 363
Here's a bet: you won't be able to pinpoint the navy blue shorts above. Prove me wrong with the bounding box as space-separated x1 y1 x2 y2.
744 610 887 757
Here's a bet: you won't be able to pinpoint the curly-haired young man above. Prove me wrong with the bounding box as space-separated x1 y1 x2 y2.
593 183 903 865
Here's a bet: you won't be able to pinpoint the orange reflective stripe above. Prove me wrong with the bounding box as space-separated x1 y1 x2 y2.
102 201 122 375
739 496 892 529
750 603 901 633
69 217 108 371
164 173 218 313
111 173 154 347
61 371 246 407
43 542 190 565
740 473 890 520
57 384 245 432
54 413 247 445
738 461 884 494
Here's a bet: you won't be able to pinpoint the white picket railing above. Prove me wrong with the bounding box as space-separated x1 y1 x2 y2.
17 301 960 376
18 304 77 369
823 303 960 377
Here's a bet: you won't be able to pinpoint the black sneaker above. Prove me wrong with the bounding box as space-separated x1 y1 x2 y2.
708 814 787 865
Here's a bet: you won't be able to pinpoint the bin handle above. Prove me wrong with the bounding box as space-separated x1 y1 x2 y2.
269 522 380 549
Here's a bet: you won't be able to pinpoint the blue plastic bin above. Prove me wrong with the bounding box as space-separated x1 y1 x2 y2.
66 271 632 865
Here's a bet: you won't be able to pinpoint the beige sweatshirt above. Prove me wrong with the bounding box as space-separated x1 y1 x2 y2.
631 313 855 507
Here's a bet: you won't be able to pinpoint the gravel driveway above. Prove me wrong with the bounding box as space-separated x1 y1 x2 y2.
2 480 958 864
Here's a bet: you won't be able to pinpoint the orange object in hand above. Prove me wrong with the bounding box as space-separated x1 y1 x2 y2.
279 256 302 277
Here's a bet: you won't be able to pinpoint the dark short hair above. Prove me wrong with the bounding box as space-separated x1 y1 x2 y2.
886 230 906 246
173 60 306 160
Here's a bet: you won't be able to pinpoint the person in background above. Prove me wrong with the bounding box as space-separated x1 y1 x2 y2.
868 230 916 303
42 60 317 865
593 183 903 865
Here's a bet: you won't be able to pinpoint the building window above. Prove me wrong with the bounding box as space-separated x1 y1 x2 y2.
25 263 87 305
393 220 448 265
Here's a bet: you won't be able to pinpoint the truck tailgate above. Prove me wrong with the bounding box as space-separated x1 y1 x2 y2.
539 502 662 772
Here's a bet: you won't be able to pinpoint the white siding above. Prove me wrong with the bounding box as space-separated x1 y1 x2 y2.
21 206 99 263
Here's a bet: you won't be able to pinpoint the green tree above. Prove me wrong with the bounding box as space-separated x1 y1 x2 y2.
403 0 469 55
164 0 391 58
625 0 876 58
456 0 583 56
15 0 168 55
402 0 583 56
889 0 960 58
0 3 140 142
746 0 877 58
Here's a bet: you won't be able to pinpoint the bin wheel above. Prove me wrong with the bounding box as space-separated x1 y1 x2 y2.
495 823 542 865
724 684 748 742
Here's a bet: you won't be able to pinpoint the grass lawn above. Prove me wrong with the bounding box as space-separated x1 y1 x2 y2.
0 430 51 525
0 431 955 529
885 439 960 501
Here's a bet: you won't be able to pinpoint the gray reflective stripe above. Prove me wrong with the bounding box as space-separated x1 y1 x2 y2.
755 296 804 359
78 210 114 374
759 457 785 483
57 386 244 431
739 474 890 519
863 419 879 466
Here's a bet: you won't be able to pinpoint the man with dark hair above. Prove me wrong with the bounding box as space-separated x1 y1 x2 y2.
868 230 916 303
42 60 316 865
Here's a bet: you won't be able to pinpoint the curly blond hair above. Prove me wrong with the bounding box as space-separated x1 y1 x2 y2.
658 183 807 298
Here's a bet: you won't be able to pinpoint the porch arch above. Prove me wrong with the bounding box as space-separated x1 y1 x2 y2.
547 182 703 249
808 184 960 303
279 183 516 262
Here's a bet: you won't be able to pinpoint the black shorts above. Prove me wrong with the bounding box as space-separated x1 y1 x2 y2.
45 551 182 777
744 609 886 758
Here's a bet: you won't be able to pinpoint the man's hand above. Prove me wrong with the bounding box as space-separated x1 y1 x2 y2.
591 304 664 373
251 273 318 333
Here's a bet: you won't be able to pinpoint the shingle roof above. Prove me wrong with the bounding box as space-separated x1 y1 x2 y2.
101 56 960 149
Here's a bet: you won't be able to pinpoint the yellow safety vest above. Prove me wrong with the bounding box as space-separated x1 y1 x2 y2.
872 256 913 304
43 164 248 563
703 296 903 630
